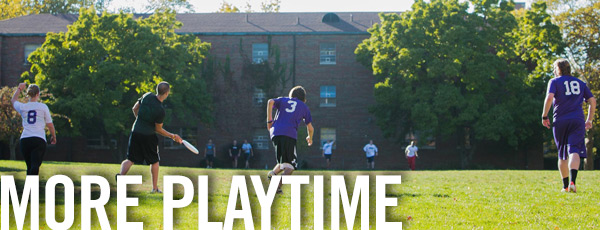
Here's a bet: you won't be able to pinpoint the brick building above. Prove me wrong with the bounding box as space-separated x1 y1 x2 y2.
0 12 543 170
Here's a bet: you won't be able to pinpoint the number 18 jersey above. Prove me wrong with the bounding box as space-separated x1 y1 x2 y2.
547 75 594 122
270 97 312 140
13 101 53 141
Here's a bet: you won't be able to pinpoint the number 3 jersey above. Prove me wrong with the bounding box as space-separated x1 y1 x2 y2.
270 97 312 140
13 101 52 141
547 75 594 122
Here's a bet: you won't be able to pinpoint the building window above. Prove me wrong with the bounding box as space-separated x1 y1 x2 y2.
320 128 336 148
252 43 269 64
253 87 266 105
320 86 336 107
253 129 270 150
164 128 197 149
24 44 41 64
320 43 336 65
87 135 117 149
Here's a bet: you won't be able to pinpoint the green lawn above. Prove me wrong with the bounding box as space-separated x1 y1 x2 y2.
0 160 599 229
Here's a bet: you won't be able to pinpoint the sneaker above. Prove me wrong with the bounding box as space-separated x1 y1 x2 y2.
569 182 576 193
276 189 283 194
151 188 162 194
561 188 568 193
267 171 276 180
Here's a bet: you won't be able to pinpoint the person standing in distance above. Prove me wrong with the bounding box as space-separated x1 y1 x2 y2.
242 139 254 169
405 141 419 170
363 140 378 169
229 139 241 168
542 59 596 193
266 86 314 194
204 139 215 168
11 83 56 175
117 82 182 193
322 140 335 169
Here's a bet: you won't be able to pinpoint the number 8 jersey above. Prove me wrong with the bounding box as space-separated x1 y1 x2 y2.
270 97 312 140
13 101 53 141
547 75 594 122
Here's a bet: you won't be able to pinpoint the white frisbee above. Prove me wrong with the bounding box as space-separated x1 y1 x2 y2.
182 140 199 154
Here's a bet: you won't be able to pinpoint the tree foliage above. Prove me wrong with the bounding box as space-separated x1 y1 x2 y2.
355 0 564 167
0 0 111 20
218 1 240 13
0 87 24 160
23 8 213 140
144 0 194 13
217 0 280 13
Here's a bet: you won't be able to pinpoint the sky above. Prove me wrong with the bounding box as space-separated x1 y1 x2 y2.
108 0 415 13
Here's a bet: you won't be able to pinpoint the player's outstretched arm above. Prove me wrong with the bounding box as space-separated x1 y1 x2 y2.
266 99 275 129
541 93 554 129
306 123 314 146
155 123 182 144
46 123 57 145
586 97 596 130
11 83 26 104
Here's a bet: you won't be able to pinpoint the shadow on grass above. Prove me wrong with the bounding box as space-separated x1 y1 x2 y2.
0 167 25 172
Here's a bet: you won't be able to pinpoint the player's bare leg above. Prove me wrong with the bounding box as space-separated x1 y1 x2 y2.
326 159 331 169
558 159 569 191
568 154 580 192
119 159 134 175
150 162 161 192
268 164 281 181
245 160 250 169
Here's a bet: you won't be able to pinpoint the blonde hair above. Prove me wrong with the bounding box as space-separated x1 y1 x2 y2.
27 84 40 98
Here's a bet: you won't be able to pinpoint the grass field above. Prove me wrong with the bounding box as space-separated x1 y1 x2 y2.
1 160 600 229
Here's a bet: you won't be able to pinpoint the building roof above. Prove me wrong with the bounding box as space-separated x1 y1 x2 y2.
0 12 390 36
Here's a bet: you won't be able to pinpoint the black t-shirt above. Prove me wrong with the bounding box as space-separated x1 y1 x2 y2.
230 144 240 155
132 93 166 135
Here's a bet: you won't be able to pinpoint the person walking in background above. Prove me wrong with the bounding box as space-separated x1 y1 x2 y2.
229 139 241 168
205 139 215 168
242 139 254 169
322 139 335 169
11 83 57 175
363 140 378 169
405 140 419 170
542 59 596 193
117 82 182 193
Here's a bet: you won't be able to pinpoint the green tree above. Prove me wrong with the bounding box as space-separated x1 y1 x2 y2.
0 87 24 160
546 0 600 169
23 8 213 160
218 1 240 13
217 0 280 13
0 0 111 20
144 0 194 13
356 0 564 168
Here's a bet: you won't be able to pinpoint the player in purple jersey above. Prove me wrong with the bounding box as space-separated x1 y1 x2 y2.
266 86 314 194
542 59 596 193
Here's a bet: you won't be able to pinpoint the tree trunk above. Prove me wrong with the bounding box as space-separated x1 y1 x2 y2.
9 135 17 160
584 128 594 170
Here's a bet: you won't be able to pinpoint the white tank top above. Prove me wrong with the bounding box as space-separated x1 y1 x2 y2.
13 101 52 141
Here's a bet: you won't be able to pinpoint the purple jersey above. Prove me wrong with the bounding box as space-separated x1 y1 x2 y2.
270 97 312 140
547 76 594 122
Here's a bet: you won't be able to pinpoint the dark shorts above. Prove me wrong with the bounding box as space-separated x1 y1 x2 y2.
272 135 297 169
127 132 160 164
553 119 587 160
367 156 375 163
20 137 47 175
324 154 332 160
231 153 240 160
206 154 214 162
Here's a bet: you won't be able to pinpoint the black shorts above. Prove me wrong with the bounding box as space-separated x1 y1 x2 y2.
367 156 375 163
272 135 297 169
324 154 332 160
127 132 160 164
20 137 47 175
206 154 214 162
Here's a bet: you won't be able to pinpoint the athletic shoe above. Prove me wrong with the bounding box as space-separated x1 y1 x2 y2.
267 171 276 181
561 188 568 193
151 188 162 194
276 189 283 194
569 182 576 193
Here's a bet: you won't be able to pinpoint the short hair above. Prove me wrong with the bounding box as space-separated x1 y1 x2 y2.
27 84 40 98
288 86 306 102
553 59 571 77
157 81 170 95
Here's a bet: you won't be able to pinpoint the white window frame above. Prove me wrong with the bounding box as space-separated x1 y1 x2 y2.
320 128 336 149
320 43 336 65
24 44 41 64
320 85 336 107
252 43 269 64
